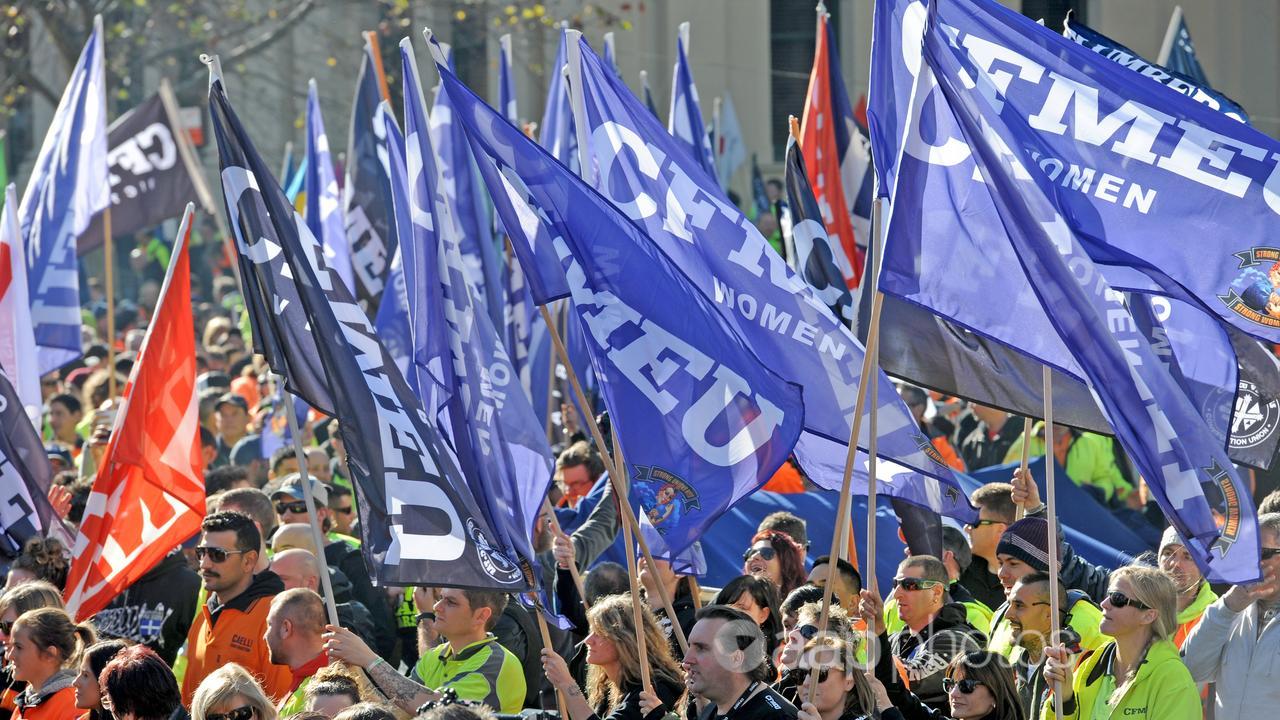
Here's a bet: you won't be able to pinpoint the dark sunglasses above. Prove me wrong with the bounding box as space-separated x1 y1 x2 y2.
195 546 248 563
965 519 1006 529
334 505 355 515
207 707 256 720
0 620 12 635
1106 591 1150 610
798 667 840 683
1261 547 1280 561
942 678 983 694
893 577 942 592
797 623 821 640
275 501 308 515
743 546 777 562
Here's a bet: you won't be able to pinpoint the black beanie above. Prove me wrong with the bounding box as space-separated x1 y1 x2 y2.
996 517 1051 572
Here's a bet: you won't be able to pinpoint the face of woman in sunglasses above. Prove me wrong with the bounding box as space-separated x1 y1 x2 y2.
946 670 996 720
205 698 256 720
0 607 18 653
1099 577 1154 638
743 544 781 586
797 665 856 715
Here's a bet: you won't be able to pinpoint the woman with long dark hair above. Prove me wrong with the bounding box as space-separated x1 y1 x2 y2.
714 576 783 663
541 593 686 720
743 531 806 599
72 639 127 720
869 651 1027 720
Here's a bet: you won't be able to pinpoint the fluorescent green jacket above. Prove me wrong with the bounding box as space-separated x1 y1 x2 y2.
1044 639 1201 720
989 593 1109 662
884 595 992 637
1003 424 1133 502
414 635 526 714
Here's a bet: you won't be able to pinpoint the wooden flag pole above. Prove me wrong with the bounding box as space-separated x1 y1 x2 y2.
1043 365 1063 719
532 601 572 720
544 300 561 444
103 206 117 399
613 429 654 695
537 304 689 656
542 497 587 604
364 31 393 103
1014 418 1034 521
864 295 881 592
278 378 341 628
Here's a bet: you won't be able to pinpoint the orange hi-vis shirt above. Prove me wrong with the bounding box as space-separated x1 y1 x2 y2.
13 684 78 719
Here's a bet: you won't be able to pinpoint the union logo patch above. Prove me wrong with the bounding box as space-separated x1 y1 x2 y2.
1220 247 1280 328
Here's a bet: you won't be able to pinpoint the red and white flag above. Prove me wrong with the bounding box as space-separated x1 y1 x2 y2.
800 12 862 289
0 184 41 427
64 204 205 621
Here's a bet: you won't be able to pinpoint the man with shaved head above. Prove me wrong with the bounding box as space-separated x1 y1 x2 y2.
270 548 376 652
266 588 329 714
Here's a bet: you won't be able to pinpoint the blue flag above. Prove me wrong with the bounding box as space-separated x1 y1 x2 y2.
603 32 620 77
210 67 529 592
783 135 855 327
751 154 771 218
539 26 578 172
640 70 660 119
430 44 504 331
19 16 108 374
304 80 357 295
667 23 717 178
566 33 977 522
372 109 416 387
343 41 398 312
498 34 518 124
1064 13 1246 123
496 34 537 390
431 40 808 558
1160 5 1210 87
885 0 1258 583
259 385 311 461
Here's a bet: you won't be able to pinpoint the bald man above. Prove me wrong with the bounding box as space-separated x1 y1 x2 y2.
270 548 376 653
271 523 319 555
266 588 329 714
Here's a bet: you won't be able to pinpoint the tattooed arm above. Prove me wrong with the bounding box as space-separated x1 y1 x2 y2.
325 624 439 712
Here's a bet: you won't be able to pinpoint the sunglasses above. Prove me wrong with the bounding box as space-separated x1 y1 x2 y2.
274 501 309 515
1261 547 1280 561
1106 591 1150 610
743 546 777 563
195 546 248 563
798 667 841 683
334 505 355 515
797 623 821 640
893 577 942 592
207 707 256 720
942 678 983 694
965 519 1006 529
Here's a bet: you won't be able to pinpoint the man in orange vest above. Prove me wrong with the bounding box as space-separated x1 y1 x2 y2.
1158 526 1217 648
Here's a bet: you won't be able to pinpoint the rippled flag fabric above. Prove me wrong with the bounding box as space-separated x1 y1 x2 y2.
783 134 854 327
668 23 717 178
304 80 356 296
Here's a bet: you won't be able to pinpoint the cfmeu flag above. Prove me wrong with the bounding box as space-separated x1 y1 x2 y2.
19 16 108 374
1064 13 1246 123
884 0 1258 583
0 185 40 426
343 39 397 311
496 34 536 388
430 39 806 557
540 26 578 171
304 80 356 295
567 33 977 522
209 66 527 592
405 39 555 593
1159 5 1210 87
783 134 854 327
801 10 863 288
64 206 205 621
668 23 716 178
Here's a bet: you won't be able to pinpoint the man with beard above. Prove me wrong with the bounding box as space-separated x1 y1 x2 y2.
265 588 329 715
1004 573 1074 720
1157 526 1218 647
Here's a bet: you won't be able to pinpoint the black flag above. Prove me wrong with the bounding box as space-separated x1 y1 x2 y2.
782 134 854 327
208 72 530 592
0 370 63 556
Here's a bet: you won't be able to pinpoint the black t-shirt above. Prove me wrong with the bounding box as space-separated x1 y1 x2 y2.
594 676 686 720
702 684 798 720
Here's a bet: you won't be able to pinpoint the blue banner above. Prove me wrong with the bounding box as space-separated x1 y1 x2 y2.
887 0 1258 583
0 369 61 556
1064 14 1246 123
19 17 108 373
567 34 977 522
433 42 808 558
667 23 716 178
1162 7 1210 87
641 70 660 119
304 80 357 296
540 27 578 173
343 42 397 312
210 69 528 591
372 104 421 399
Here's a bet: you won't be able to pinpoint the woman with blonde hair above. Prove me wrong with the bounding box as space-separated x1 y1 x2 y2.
1043 564 1200 719
190 664 278 720
6 606 96 718
793 635 876 720
542 593 686 720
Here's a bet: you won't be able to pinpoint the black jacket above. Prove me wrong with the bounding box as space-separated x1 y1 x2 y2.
957 555 1007 611
876 603 986 714
91 550 201 665
325 538 397 658
958 416 1025 472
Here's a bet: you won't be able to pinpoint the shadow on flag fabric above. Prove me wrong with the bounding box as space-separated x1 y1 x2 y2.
19 15 108 374
887 0 1258 583
343 39 398 312
1064 13 1246 123
783 134 854 328
801 10 861 289
209 68 530 591
0 368 65 557
0 185 40 426
565 33 977 523
668 23 717 179
304 79 356 296
372 116 414 384
402 39 555 607
430 39 806 559
540 26 578 172
63 206 205 621
1159 5 1210 87
496 35 537 391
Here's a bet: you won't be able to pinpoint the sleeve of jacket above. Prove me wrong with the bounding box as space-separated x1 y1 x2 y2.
895 629 982 701
155 568 201 666
570 478 620 570
880 685 950 720
1180 596 1236 683
1024 521 1110 604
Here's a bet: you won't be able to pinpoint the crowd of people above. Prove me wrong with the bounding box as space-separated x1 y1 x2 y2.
4 207 1280 720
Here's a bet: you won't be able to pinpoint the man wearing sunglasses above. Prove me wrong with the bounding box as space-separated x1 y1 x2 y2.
1004 572 1072 720
181 511 294 707
1182 512 1280 720
862 556 984 714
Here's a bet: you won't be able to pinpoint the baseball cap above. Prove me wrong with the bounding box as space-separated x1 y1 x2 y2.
272 473 329 505
215 393 249 413
229 434 263 466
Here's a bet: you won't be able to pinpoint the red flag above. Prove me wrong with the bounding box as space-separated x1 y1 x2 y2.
64 205 205 621
800 13 862 289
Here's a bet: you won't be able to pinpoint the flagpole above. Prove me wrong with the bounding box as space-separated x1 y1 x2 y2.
544 300 561 445
1014 418 1033 521
278 379 341 628
537 304 689 655
1157 5 1183 66
1043 365 1063 719
363 31 392 103
863 197 883 585
531 596 572 719
612 428 654 695
103 206 117 399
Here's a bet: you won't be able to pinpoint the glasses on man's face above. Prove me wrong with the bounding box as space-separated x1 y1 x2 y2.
796 623 821 640
743 546 777 563
1106 590 1150 610
334 505 354 515
195 546 248 563
274 501 308 516
942 678 983 695
965 519 1006 529
207 707 256 720
893 577 942 592
1261 547 1280 561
